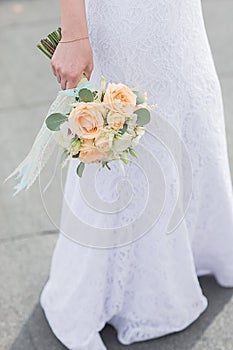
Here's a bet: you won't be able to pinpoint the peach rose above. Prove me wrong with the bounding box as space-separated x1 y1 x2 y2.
94 131 114 153
68 102 105 139
107 110 126 130
103 83 137 114
79 139 107 163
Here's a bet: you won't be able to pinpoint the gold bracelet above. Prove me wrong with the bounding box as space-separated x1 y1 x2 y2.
59 36 89 44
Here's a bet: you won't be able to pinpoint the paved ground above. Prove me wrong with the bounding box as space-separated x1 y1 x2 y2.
0 0 233 349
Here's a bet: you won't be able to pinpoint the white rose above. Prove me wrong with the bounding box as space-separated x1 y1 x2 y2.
126 113 137 130
53 122 74 150
112 132 133 153
132 126 145 146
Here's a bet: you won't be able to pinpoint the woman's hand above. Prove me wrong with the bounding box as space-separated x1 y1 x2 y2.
51 38 94 90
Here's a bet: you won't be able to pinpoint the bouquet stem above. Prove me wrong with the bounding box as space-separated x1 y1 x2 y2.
37 27 62 59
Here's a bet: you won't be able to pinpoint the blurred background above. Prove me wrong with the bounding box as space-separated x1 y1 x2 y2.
0 0 233 349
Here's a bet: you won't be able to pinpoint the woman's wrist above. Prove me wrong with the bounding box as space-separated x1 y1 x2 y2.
60 33 89 44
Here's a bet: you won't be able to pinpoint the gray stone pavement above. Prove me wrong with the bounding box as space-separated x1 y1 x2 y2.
0 0 233 349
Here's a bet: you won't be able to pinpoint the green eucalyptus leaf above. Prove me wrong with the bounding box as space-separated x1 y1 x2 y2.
78 88 94 102
45 113 68 131
135 108 151 126
76 162 85 177
133 90 145 105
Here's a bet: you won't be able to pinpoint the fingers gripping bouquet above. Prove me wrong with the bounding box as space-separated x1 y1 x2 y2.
48 76 152 177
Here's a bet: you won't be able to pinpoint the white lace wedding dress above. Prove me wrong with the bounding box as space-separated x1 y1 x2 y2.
40 1 233 349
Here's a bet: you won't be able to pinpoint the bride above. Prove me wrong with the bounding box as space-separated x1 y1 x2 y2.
40 0 233 349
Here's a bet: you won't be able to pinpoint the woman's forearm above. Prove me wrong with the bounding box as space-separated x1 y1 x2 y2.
52 0 93 89
60 0 89 40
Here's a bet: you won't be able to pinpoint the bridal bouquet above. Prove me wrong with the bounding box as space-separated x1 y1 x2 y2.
6 28 154 194
46 76 151 177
